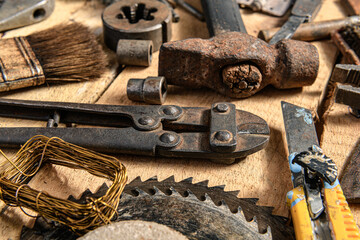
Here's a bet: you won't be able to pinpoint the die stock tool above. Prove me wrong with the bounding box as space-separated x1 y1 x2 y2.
0 0 360 239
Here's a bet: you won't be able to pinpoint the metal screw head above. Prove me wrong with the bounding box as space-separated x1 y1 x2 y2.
163 106 179 116
214 131 232 142
214 103 229 113
160 132 176 144
138 116 155 125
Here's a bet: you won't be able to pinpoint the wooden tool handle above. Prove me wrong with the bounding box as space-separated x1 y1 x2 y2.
0 37 45 92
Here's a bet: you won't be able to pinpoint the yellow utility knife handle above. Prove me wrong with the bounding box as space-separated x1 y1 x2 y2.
324 180 360 239
287 186 314 239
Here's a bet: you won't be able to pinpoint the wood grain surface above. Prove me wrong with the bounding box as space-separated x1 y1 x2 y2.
0 0 359 239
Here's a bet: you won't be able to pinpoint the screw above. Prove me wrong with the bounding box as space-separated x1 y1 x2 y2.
163 106 179 116
160 133 177 144
214 131 232 142
138 116 155 125
214 103 229 113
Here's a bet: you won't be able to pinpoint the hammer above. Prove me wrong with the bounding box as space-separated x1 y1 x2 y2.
158 0 319 98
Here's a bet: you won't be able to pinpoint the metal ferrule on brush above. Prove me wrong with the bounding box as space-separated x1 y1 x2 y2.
0 37 45 92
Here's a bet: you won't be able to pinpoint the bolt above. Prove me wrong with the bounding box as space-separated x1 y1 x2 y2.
214 131 232 142
163 106 179 116
214 103 229 113
138 116 155 126
250 0 262 11
160 132 177 144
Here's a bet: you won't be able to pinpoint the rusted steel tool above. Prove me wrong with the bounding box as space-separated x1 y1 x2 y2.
344 0 360 15
21 177 294 240
332 25 360 65
340 139 360 203
159 31 319 98
173 0 204 21
102 0 172 52
0 0 55 32
334 84 360 117
0 99 270 164
259 16 360 42
201 0 247 35
127 76 168 104
236 0 293 17
318 64 360 119
282 102 360 239
268 0 321 44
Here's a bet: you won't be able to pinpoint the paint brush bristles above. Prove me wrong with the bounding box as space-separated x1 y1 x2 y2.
26 23 108 81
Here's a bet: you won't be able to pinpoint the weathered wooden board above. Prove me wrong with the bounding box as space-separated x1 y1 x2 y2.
0 0 358 239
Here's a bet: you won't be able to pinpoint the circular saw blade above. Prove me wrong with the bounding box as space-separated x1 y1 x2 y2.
116 186 270 239
20 176 294 240
124 176 294 240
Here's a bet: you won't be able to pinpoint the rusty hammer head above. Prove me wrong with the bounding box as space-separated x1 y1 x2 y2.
159 32 319 98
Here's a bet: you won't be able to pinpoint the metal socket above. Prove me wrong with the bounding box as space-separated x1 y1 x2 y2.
127 76 167 104
117 39 153 66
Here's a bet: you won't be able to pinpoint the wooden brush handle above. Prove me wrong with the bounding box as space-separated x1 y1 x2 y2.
0 37 45 92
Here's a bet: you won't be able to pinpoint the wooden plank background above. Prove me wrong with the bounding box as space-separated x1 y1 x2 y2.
0 0 359 239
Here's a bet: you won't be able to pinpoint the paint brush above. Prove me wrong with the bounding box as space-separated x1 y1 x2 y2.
0 23 108 92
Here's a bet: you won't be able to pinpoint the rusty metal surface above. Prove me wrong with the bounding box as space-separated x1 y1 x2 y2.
237 0 293 17
201 0 247 36
332 25 360 65
21 177 295 239
0 0 55 32
340 139 360 203
259 16 360 42
117 39 153 66
268 0 322 44
159 31 319 98
127 76 167 104
334 84 360 110
343 0 360 15
102 0 171 52
0 99 270 164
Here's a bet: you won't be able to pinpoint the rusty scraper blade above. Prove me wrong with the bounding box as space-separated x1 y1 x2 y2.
340 139 360 203
282 101 319 155
281 101 319 188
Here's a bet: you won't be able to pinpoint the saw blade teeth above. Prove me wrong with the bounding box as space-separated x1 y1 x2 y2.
248 216 272 238
245 198 259 204
211 185 225 190
168 186 183 197
129 176 143 184
217 199 231 211
134 187 148 196
227 190 240 196
145 176 158 182
184 189 200 200
237 208 249 221
180 177 193 183
203 193 217 206
152 186 166 196
196 179 209 186
162 175 176 183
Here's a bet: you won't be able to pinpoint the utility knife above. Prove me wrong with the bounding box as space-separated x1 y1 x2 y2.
282 101 360 239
